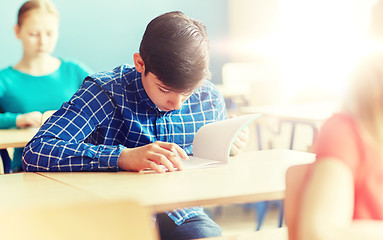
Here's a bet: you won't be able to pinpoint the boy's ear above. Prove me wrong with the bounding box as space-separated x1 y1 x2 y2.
133 53 145 73
14 25 21 39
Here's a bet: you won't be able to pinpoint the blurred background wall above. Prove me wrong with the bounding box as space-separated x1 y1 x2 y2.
0 0 379 93
0 0 230 84
0 0 381 151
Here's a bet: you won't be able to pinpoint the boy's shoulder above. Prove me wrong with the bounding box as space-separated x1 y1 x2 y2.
200 79 216 89
87 64 138 87
194 80 222 98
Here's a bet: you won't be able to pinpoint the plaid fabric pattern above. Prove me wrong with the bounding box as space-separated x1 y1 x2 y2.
23 65 227 225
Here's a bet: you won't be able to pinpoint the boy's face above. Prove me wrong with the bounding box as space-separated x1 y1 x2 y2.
141 72 193 111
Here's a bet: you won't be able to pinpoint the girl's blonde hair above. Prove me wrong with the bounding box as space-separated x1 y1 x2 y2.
17 0 59 26
344 52 383 148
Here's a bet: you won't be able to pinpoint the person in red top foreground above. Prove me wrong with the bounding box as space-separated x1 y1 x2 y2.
296 51 383 240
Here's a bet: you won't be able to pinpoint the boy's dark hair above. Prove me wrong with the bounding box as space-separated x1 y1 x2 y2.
139 11 210 92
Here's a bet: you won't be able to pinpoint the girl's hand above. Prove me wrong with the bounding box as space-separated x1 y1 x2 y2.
16 111 43 128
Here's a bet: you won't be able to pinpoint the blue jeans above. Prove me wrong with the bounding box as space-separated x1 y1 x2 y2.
157 213 222 240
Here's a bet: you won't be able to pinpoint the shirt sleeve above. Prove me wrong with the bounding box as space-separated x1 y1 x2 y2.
0 112 19 129
22 78 125 172
0 71 19 128
313 114 360 177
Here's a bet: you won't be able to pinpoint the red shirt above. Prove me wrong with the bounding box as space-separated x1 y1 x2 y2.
313 113 383 220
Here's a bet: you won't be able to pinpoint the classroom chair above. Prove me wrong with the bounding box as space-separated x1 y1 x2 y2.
0 199 159 240
250 116 318 230
243 199 284 230
242 121 283 231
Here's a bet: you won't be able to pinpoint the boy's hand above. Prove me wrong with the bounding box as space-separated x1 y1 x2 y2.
117 141 189 173
228 114 250 156
230 126 250 156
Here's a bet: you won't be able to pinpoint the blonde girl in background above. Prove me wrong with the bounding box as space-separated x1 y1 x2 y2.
296 51 383 240
0 0 92 173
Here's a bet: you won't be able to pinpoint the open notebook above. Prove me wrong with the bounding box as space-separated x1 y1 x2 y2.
181 114 262 169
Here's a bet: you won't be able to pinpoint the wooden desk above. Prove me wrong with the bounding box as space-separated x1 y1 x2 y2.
0 173 159 240
0 127 38 174
0 127 38 149
38 149 315 213
0 172 94 210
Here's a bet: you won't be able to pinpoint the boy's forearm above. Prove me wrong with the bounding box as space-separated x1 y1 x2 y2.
23 137 123 172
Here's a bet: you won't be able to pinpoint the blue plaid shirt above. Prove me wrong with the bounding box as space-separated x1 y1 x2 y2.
23 65 227 225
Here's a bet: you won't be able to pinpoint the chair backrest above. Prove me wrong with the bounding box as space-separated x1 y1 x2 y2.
221 62 282 106
285 163 312 240
41 110 56 124
1 200 159 240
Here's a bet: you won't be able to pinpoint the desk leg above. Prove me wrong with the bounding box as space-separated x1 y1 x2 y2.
0 149 12 174
256 123 262 150
312 124 318 145
289 122 297 150
288 121 318 151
